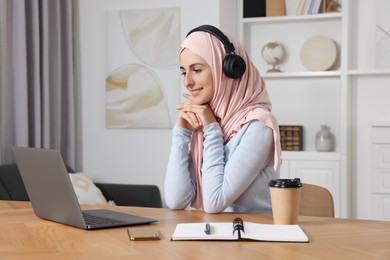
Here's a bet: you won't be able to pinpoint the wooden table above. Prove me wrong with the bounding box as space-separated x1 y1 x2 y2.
0 201 389 259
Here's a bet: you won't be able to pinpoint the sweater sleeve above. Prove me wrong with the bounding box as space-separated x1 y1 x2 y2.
164 124 196 209
201 121 274 213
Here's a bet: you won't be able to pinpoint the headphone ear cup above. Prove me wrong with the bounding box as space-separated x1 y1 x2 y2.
222 55 246 79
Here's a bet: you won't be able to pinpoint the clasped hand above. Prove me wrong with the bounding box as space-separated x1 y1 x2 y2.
176 96 217 131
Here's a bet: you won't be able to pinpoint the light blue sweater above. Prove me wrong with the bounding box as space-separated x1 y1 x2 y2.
164 121 279 213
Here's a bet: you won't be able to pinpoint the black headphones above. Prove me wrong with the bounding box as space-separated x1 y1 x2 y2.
186 25 246 79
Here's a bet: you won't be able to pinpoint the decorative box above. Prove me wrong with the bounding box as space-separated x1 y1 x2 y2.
279 125 303 151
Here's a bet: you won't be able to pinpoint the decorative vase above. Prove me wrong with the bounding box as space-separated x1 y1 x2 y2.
315 125 333 152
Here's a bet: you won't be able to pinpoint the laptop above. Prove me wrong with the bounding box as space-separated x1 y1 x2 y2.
12 146 157 230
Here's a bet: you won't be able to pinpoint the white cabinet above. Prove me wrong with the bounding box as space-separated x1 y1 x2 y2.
371 124 390 220
279 152 340 217
237 0 349 217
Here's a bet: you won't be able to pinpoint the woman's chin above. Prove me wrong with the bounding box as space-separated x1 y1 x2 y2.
191 97 209 105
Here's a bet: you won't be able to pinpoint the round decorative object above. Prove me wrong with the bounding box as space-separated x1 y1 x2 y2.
315 125 334 152
261 41 286 72
300 35 337 71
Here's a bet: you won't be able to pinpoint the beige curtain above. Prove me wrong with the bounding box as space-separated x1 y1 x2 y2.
0 0 81 170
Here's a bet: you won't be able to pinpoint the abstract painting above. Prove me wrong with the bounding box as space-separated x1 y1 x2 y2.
105 7 181 128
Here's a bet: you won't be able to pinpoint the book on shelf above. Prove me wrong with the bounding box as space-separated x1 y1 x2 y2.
171 217 309 242
243 0 266 18
296 0 307 15
298 0 323 15
266 0 285 17
310 0 323 14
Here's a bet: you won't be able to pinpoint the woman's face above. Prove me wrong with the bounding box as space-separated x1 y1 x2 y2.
180 48 214 105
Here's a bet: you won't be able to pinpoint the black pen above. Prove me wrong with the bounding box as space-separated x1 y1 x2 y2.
204 223 211 235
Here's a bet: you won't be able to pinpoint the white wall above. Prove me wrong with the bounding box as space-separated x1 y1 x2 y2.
78 0 237 205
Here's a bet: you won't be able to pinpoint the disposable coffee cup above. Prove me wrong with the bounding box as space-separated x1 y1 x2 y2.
268 178 303 225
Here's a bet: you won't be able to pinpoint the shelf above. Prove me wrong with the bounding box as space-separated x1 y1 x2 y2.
282 151 340 161
348 69 390 76
243 13 342 24
262 71 341 79
371 122 390 127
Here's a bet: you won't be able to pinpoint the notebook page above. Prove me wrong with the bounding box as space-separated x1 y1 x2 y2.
171 222 237 240
242 222 309 242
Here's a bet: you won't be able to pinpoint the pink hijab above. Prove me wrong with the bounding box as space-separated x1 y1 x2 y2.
180 28 282 209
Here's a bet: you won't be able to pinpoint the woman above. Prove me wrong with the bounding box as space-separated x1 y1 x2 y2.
164 25 281 213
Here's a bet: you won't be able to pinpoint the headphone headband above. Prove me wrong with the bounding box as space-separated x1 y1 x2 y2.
185 24 246 79
186 25 236 54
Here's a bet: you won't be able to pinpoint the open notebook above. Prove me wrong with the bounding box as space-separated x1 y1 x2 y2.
171 217 309 242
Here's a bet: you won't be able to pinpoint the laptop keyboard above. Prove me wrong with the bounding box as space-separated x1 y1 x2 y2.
82 212 127 226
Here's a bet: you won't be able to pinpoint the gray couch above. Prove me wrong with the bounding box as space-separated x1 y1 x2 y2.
0 163 162 208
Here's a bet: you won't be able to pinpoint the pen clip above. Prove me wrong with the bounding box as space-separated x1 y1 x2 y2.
204 223 211 235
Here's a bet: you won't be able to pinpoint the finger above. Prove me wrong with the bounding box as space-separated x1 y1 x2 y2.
182 93 193 101
185 112 200 128
178 111 194 128
176 102 191 110
196 114 203 126
177 103 201 112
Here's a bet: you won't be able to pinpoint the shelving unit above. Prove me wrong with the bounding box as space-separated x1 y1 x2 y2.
237 0 350 217
237 0 390 219
347 0 390 220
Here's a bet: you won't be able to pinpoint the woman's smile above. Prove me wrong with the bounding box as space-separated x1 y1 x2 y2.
190 87 204 97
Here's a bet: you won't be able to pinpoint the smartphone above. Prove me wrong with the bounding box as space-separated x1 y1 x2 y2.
127 228 161 241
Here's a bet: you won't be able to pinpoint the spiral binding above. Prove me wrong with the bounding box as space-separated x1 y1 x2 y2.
233 217 244 239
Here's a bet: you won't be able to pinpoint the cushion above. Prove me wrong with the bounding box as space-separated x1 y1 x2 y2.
69 172 109 205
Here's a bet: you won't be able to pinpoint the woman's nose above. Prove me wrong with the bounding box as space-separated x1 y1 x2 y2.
184 74 194 88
